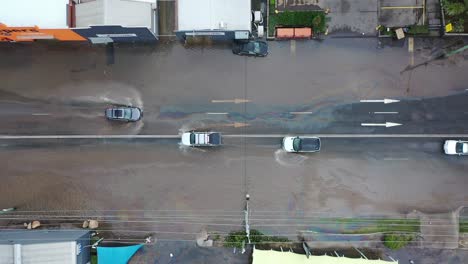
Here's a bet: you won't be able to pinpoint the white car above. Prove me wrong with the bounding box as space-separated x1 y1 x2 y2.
282 136 321 153
444 140 468 155
181 132 222 147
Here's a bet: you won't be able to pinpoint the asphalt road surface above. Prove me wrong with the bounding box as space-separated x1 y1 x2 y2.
0 39 467 238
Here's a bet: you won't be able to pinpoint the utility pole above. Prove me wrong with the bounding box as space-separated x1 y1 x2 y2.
244 194 251 245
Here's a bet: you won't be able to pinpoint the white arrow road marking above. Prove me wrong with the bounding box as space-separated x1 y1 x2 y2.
360 98 400 104
361 122 402 128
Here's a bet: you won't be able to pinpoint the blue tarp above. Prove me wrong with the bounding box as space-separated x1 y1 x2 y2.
97 244 143 264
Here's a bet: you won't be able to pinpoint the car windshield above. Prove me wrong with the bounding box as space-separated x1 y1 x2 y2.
190 133 196 144
292 138 302 152
245 42 261 53
253 42 260 53
456 142 464 153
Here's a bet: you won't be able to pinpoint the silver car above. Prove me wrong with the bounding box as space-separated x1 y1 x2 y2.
105 106 142 122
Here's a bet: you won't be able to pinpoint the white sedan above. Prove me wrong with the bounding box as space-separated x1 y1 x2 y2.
282 136 321 153
444 140 468 155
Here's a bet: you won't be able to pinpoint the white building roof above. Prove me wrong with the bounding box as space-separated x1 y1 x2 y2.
177 0 251 31
0 230 90 264
75 0 155 29
0 0 69 28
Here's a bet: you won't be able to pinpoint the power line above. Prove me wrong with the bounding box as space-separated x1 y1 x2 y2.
0 214 458 224
0 228 461 238
0 237 460 245
10 209 468 219
2 214 463 225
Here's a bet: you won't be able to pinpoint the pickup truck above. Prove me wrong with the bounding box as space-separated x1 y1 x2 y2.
282 136 321 153
181 132 222 147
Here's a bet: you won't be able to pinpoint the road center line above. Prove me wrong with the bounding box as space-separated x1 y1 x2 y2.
290 112 313 115
32 113 51 116
373 112 399 114
1 134 468 140
206 112 228 115
383 157 409 161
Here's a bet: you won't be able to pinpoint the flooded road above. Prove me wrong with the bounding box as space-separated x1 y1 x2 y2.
1 39 468 135
0 39 467 238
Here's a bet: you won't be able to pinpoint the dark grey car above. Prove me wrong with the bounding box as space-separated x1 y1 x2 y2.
105 106 142 122
232 40 268 57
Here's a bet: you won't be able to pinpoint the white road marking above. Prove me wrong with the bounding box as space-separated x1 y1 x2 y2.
361 122 402 127
206 112 228 115
211 99 250 104
290 112 313 115
373 112 399 114
290 40 296 54
384 157 409 161
1 134 468 140
360 99 400 104
32 113 50 116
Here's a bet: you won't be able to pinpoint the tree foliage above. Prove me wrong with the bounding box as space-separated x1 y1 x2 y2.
445 2 466 16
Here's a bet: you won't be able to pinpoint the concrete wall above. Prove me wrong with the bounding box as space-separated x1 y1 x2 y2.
76 0 104 27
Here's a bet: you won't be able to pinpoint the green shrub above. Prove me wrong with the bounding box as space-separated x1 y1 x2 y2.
453 18 466 32
445 2 466 16
224 231 247 248
269 0 276 15
383 233 414 250
408 25 429 34
312 16 322 28
273 11 326 33
224 230 289 248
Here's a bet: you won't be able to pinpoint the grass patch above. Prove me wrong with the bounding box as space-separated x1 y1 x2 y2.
383 233 415 250
91 255 98 264
268 11 326 36
327 218 420 234
460 220 468 233
224 229 289 248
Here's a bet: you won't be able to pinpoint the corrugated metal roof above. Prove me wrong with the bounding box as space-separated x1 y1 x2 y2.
0 230 89 245
22 242 74 264
0 245 13 264
0 230 89 264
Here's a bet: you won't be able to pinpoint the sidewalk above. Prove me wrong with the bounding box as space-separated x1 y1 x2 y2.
411 210 460 249
323 0 378 35
129 241 250 263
